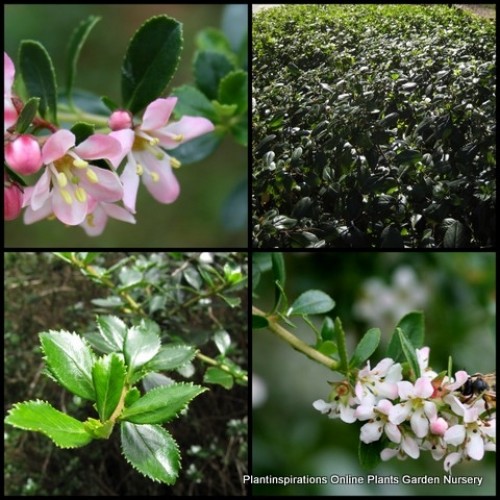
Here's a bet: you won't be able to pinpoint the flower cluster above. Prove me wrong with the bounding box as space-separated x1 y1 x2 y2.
4 52 214 235
313 347 496 472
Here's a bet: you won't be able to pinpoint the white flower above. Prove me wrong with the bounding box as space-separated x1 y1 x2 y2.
356 358 402 402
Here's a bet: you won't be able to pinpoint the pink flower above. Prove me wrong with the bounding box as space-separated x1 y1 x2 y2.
27 130 123 225
110 97 214 213
4 172 23 220
5 134 43 175
80 196 136 236
4 52 18 132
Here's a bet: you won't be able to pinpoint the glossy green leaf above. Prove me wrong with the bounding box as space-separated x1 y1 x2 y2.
288 290 335 316
40 330 95 400
213 330 231 355
5 400 92 448
444 220 468 248
398 327 421 379
145 345 197 372
196 27 233 57
66 15 101 104
92 353 126 422
124 387 141 407
96 315 128 352
19 40 57 123
120 383 206 424
194 50 234 100
386 311 424 361
14 97 40 134
349 328 381 368
320 317 335 341
124 323 161 375
122 15 183 114
218 70 248 114
203 367 234 389
217 294 241 308
252 315 269 329
70 122 95 145
335 317 349 372
171 84 217 121
121 422 180 484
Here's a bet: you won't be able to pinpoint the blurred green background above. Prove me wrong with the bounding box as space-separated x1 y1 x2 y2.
5 4 247 247
253 252 496 495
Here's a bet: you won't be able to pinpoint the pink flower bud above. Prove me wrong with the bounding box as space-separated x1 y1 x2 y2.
4 173 23 221
430 417 448 436
109 110 133 131
5 135 43 175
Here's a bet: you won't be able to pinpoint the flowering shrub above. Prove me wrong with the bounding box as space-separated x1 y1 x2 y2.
253 252 496 473
4 8 248 236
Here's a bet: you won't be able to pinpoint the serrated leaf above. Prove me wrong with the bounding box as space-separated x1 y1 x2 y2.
194 50 234 100
288 290 335 316
218 70 247 114
386 312 424 362
124 387 141 407
145 345 196 372
122 15 183 114
66 15 101 105
213 330 231 355
398 328 421 379
40 330 95 400
124 323 161 375
5 400 92 448
19 40 58 123
349 328 381 368
120 422 180 484
203 367 234 389
83 417 114 439
96 315 128 352
120 383 206 424
92 353 126 422
142 372 174 392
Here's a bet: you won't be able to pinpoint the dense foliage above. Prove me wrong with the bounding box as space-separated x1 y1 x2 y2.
253 5 496 248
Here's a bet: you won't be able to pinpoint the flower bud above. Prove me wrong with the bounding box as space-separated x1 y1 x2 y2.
5 135 43 175
4 173 23 220
109 110 133 131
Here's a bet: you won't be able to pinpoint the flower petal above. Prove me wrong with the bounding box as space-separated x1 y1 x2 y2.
138 151 180 204
155 116 215 149
52 184 87 225
120 161 140 213
77 166 123 203
102 202 136 224
4 52 15 95
141 97 177 130
74 134 122 162
29 168 51 210
43 129 75 164
108 129 135 168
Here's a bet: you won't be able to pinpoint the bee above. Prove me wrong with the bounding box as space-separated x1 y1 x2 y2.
459 372 496 414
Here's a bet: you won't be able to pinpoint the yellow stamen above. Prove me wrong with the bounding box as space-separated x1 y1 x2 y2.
150 172 160 182
149 137 160 146
75 187 87 202
86 169 98 183
174 134 183 142
87 214 95 227
56 172 68 188
73 159 88 168
136 164 144 175
155 150 165 160
170 157 181 169
60 189 73 205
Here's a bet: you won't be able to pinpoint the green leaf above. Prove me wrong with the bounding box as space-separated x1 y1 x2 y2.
118 267 143 291
213 330 231 355
359 439 383 469
145 345 197 372
183 266 202 289
222 5 248 53
168 131 223 165
398 328 421 379
194 50 234 100
83 417 114 439
14 97 40 134
66 15 101 105
317 340 337 357
196 27 233 56
96 315 128 352
171 84 217 121
122 15 183 114
252 314 269 329
120 383 206 424
124 324 161 376
320 317 335 341
395 149 422 166
349 328 381 368
121 422 180 484
444 220 468 248
101 95 119 112
40 330 95 400
288 290 335 316
203 367 234 389
124 387 141 407
70 122 95 145
271 252 286 313
218 70 248 114
230 117 248 146
217 294 241 308
335 317 349 373
386 312 424 361
19 40 57 123
52 252 73 264
92 353 126 422
5 400 92 448
213 100 238 118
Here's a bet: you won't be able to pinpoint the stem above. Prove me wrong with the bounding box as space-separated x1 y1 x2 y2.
252 306 339 370
196 352 248 383
57 110 110 127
